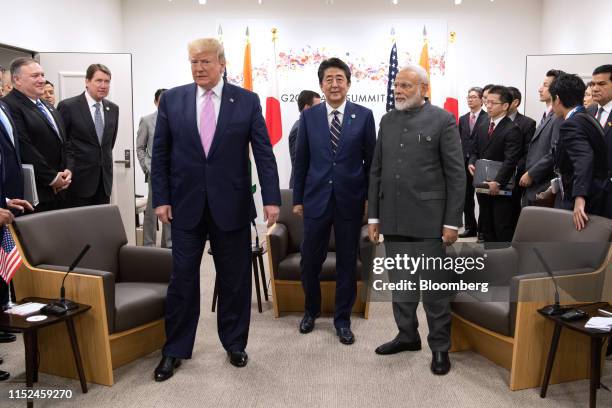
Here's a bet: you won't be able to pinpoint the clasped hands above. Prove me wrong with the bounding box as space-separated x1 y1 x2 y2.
52 169 72 193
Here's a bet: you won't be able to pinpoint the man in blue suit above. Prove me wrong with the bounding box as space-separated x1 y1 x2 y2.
151 38 281 381
293 58 376 344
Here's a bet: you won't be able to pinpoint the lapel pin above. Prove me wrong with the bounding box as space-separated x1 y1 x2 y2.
608 122 611 127
105 106 110 111
351 114 356 119
229 98 235 103
426 136 432 142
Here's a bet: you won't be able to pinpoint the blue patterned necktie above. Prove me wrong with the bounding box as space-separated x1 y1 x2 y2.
330 110 341 155
94 102 104 144
35 100 59 136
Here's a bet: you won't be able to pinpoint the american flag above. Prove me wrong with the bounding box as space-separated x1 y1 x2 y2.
0 225 22 284
386 39 398 112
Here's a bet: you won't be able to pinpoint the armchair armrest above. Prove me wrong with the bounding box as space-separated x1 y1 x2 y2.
510 267 601 303
38 264 116 333
267 223 288 279
118 246 172 283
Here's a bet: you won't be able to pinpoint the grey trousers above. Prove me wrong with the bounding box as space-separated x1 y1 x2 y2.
144 178 172 248
384 237 451 352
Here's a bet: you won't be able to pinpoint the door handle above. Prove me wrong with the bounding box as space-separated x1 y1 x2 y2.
114 149 131 168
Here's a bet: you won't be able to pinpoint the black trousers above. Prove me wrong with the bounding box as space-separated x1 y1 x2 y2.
163 202 252 358
463 158 477 231
70 173 110 207
477 194 515 246
301 196 362 329
384 236 451 351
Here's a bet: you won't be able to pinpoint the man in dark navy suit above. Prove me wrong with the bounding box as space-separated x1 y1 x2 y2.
550 73 608 230
151 38 281 381
293 58 376 344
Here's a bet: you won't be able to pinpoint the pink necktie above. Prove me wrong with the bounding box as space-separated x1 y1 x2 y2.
469 113 476 132
199 90 216 156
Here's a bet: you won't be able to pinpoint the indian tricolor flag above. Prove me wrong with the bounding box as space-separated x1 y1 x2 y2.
443 31 459 122
419 26 431 100
265 28 282 146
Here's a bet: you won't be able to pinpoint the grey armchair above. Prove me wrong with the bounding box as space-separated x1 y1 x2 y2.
12 205 171 386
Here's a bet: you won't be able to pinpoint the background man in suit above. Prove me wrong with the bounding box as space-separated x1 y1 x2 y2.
288 90 320 189
519 69 563 206
42 80 56 106
468 86 522 246
551 73 608 230
368 65 465 375
587 64 612 219
458 87 487 238
293 58 375 345
2 57 71 212
507 87 536 225
137 88 170 248
151 38 280 381
58 64 119 206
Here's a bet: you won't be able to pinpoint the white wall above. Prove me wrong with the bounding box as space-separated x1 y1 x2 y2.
0 0 123 52
541 0 612 54
123 0 543 195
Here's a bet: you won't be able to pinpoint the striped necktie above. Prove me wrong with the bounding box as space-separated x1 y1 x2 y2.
330 110 341 155
596 106 605 127
94 102 104 144
488 121 495 138
35 100 59 136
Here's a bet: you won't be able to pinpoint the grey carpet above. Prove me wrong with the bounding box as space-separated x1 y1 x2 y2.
0 252 610 408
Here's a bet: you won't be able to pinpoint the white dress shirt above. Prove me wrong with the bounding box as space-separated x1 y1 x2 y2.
596 100 612 128
85 91 105 126
196 79 223 131
326 100 346 127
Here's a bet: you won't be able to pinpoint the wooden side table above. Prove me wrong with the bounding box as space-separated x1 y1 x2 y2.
539 302 611 408
0 297 91 408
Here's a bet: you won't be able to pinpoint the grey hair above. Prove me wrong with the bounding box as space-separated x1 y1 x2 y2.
399 64 429 85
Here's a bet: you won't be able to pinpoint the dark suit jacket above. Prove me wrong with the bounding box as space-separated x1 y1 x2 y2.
512 112 537 175
151 82 281 231
555 107 608 214
288 119 299 188
523 111 560 203
368 102 465 238
2 88 66 204
469 116 522 188
587 104 612 178
0 101 24 200
458 110 488 159
57 92 119 198
293 101 376 220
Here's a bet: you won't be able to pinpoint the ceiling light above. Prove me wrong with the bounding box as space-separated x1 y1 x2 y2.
455 0 462 4
198 0 206 4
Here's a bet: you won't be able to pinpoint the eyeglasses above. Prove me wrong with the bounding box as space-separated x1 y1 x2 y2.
485 100 503 106
467 95 481 100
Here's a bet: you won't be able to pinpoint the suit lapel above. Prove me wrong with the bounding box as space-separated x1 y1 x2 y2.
471 111 487 137
184 83 201 153
79 93 99 144
207 82 235 159
0 103 21 161
531 112 553 143
483 117 505 152
335 101 352 157
17 89 60 138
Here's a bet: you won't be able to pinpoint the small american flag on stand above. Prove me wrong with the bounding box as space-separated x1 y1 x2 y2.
0 225 22 284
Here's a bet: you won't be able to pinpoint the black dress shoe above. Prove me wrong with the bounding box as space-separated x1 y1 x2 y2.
228 351 248 367
431 351 451 375
476 233 485 244
154 356 181 382
0 332 16 343
375 338 421 355
0 370 10 381
336 327 355 345
458 229 477 238
299 314 318 334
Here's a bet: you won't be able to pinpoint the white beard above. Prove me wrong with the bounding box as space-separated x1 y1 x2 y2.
395 90 423 111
